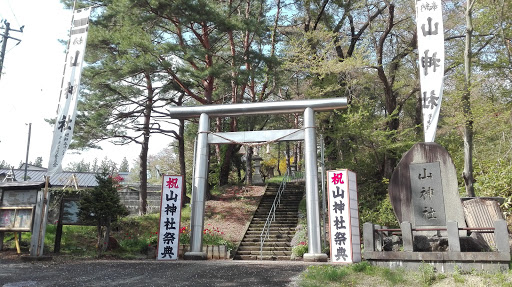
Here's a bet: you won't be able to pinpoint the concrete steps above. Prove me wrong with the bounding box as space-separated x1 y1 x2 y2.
233 182 304 261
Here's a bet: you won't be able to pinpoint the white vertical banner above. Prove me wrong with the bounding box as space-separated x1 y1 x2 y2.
157 175 183 260
327 169 361 263
416 0 445 142
47 7 91 176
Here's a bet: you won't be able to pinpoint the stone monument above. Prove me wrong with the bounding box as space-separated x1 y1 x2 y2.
388 142 467 236
363 142 510 272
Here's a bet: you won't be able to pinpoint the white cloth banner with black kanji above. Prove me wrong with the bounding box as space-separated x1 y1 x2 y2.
157 175 183 260
416 0 445 142
47 7 91 176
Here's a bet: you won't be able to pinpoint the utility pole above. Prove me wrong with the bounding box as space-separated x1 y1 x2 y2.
24 123 32 181
0 20 24 80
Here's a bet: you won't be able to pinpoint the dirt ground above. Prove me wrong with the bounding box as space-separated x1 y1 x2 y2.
202 185 265 243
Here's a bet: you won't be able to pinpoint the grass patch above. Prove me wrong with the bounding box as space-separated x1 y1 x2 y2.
1 204 232 258
299 262 409 287
266 176 285 184
297 262 512 287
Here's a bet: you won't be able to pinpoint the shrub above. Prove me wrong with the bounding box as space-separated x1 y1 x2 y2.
292 241 308 258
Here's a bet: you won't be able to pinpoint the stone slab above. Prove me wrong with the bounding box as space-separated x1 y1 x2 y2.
409 162 446 226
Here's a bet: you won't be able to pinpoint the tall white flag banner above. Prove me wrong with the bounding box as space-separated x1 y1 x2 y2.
416 0 444 142
47 7 91 176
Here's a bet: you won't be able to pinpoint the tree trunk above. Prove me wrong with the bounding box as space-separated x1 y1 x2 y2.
276 142 281 176
139 138 149 215
103 217 111 253
96 217 110 255
178 118 190 207
96 222 103 255
286 142 291 174
139 76 153 215
219 118 237 186
220 145 234 186
245 147 253 185
463 0 476 197
415 91 423 138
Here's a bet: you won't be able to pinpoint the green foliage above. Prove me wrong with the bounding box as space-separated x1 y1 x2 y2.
381 267 406 285
351 261 372 273
202 225 234 250
302 265 350 283
33 157 43 167
299 263 409 287
119 157 130 172
453 265 465 284
292 243 308 258
179 226 191 245
79 170 129 225
0 160 12 169
418 263 437 286
178 224 234 250
78 170 129 254
358 182 399 228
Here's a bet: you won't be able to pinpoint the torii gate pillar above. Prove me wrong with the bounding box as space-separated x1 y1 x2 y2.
303 107 328 262
186 113 210 260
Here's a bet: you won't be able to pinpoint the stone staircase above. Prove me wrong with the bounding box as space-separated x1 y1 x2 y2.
234 182 304 260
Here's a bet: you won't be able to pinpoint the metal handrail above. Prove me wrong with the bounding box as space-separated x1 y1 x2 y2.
259 171 290 260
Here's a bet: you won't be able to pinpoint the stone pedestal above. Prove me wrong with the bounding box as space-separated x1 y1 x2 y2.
303 253 328 262
184 251 207 260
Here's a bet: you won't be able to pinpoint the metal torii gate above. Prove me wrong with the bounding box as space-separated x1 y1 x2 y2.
168 98 347 262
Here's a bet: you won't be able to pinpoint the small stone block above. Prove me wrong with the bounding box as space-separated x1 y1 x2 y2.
375 225 382 251
494 219 510 253
363 222 375 252
401 221 413 252
447 221 461 252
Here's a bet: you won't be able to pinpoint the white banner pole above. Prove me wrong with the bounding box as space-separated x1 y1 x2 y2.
416 0 445 142
47 7 91 176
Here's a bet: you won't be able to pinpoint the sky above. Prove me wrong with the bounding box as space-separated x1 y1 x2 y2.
0 0 172 171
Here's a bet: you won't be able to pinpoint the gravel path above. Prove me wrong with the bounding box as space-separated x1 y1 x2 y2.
0 259 314 287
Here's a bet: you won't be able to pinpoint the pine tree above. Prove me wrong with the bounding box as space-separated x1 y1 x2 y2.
34 157 43 167
79 169 128 254
119 157 130 172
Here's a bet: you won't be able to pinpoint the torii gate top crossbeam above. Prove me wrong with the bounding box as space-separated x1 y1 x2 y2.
168 97 347 119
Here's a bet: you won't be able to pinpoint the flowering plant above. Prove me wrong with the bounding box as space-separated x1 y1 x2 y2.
179 226 190 244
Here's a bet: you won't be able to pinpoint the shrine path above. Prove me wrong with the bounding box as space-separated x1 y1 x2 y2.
0 259 318 286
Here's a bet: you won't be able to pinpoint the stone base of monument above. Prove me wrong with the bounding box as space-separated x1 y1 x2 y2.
184 251 208 260
303 253 328 262
363 220 511 272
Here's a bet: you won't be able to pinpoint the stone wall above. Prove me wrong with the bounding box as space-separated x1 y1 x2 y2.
118 185 162 214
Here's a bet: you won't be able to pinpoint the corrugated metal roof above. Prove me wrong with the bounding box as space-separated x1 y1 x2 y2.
0 181 46 190
462 198 504 248
0 169 98 187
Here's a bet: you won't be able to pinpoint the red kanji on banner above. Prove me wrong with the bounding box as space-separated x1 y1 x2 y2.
331 173 344 184
166 177 179 189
